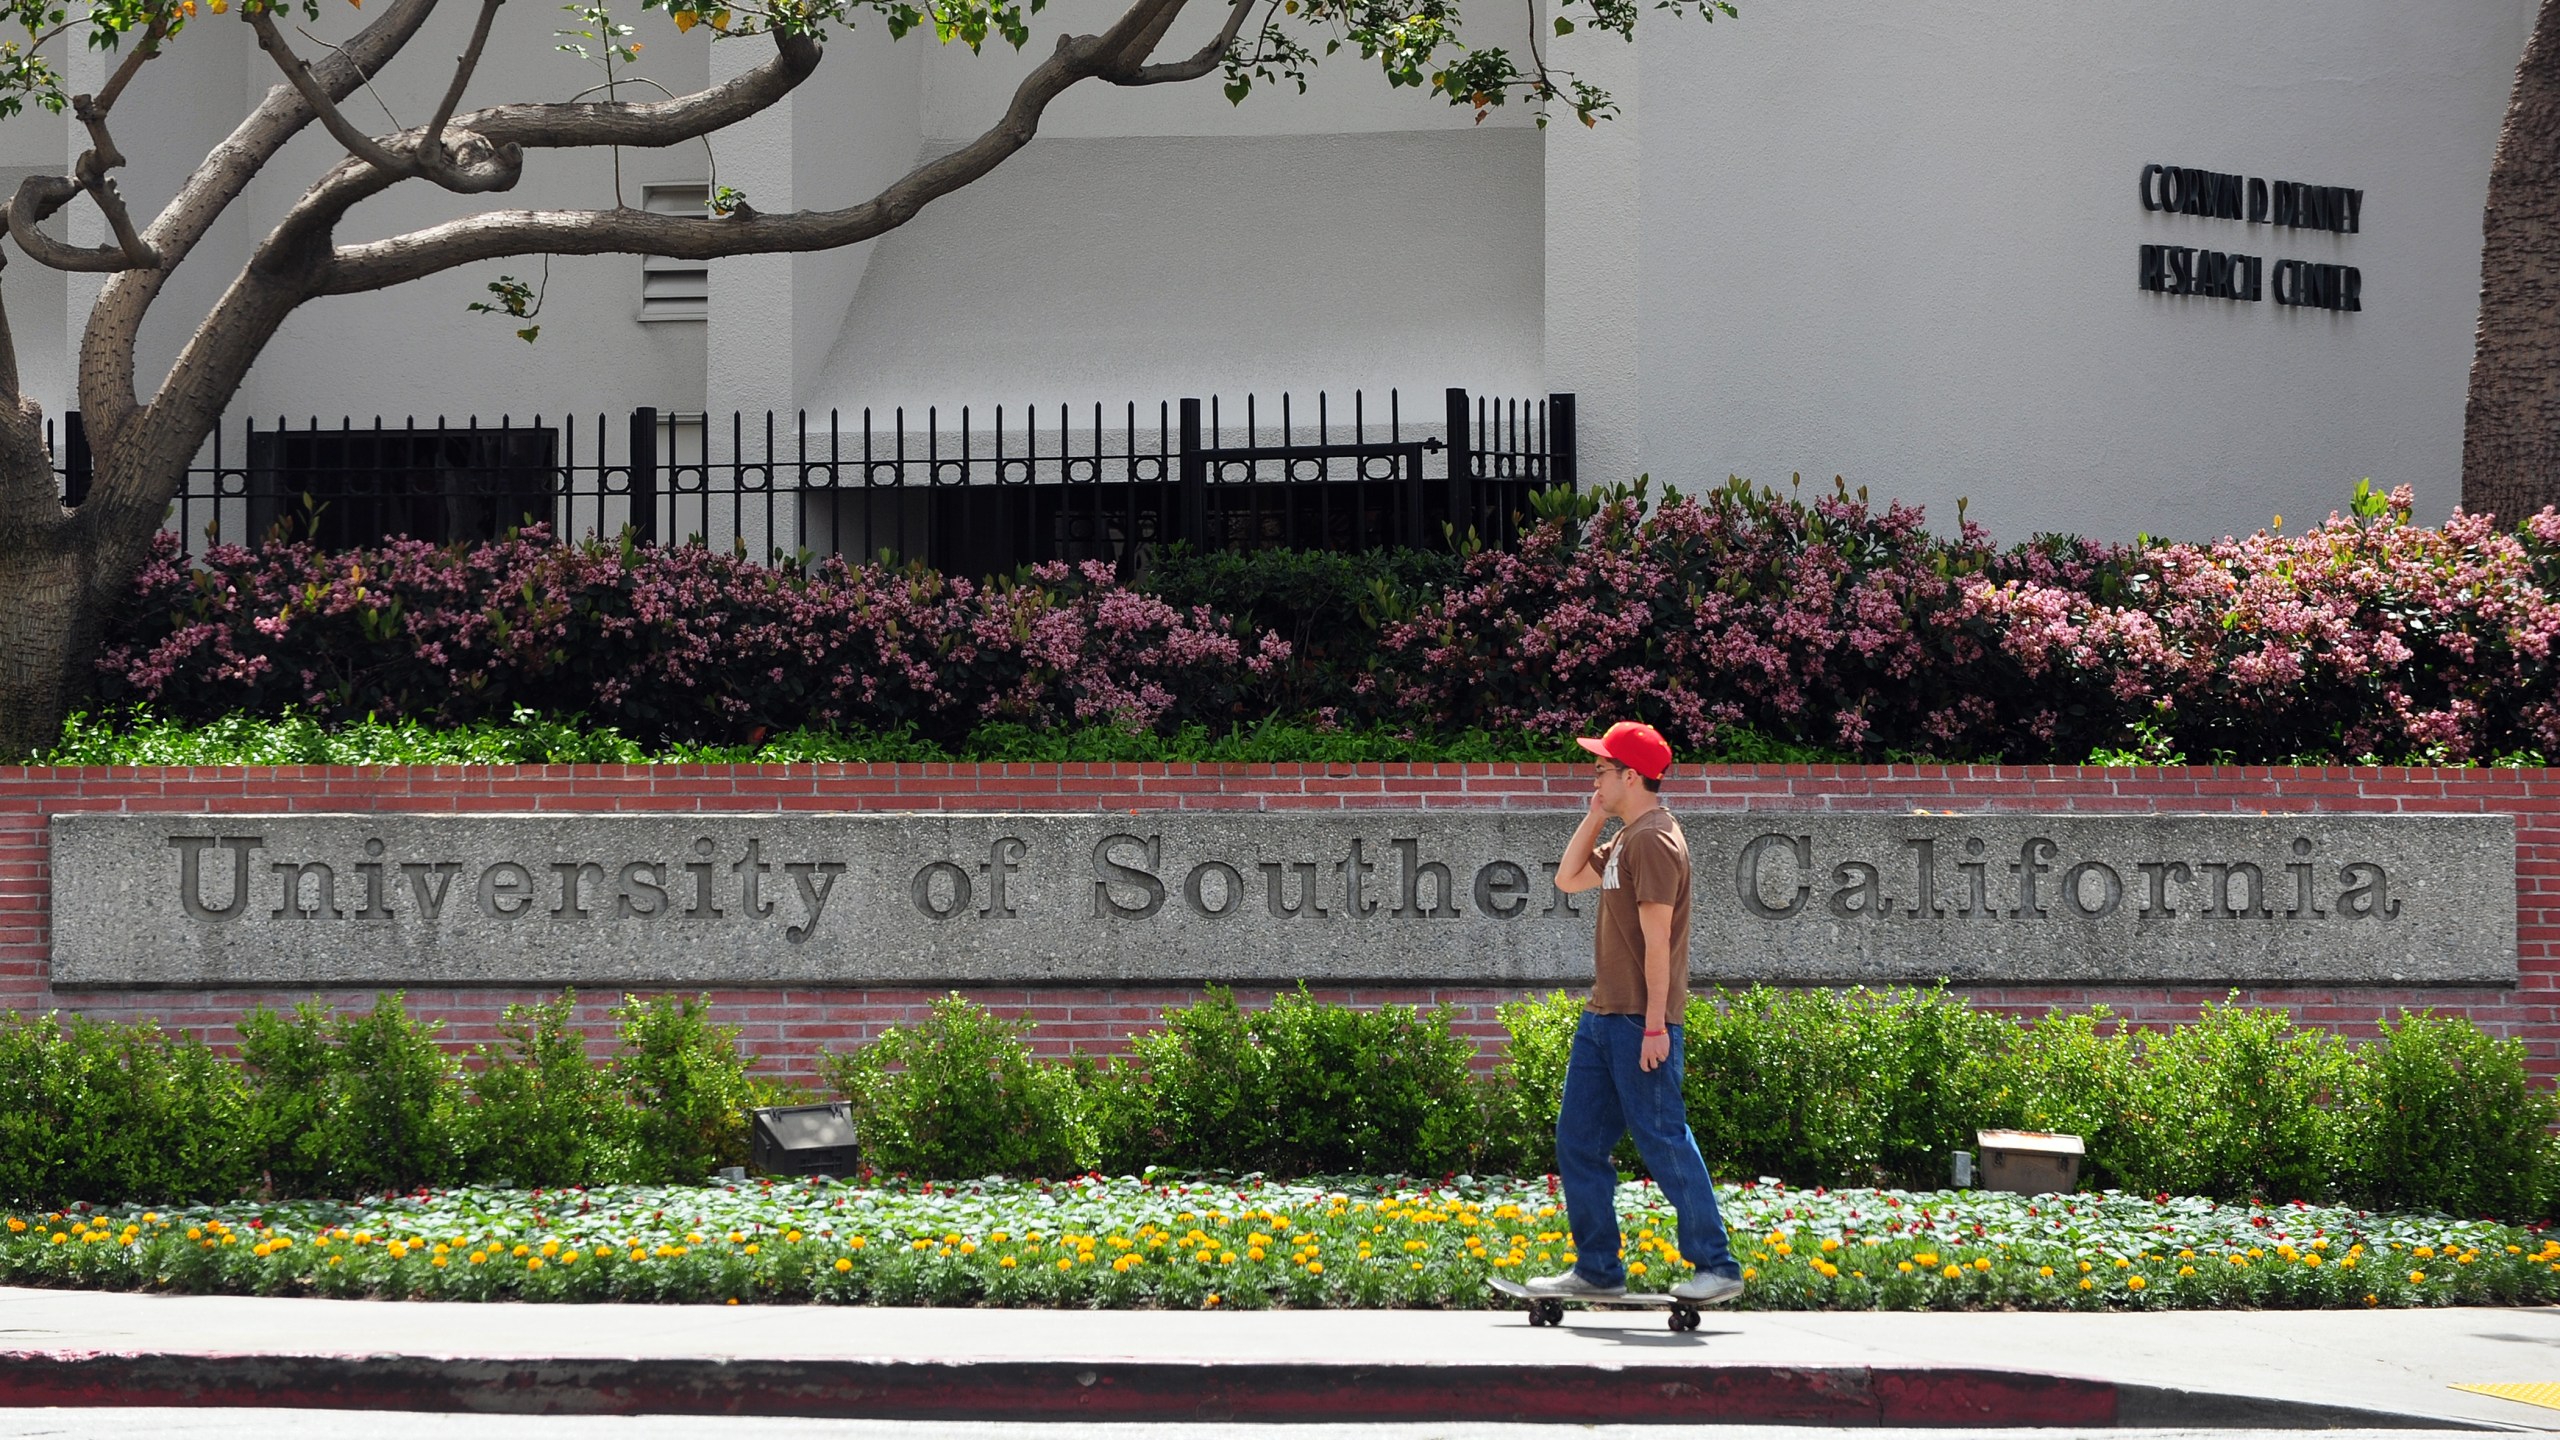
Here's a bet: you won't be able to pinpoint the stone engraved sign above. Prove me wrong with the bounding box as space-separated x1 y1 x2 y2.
47 812 2516 988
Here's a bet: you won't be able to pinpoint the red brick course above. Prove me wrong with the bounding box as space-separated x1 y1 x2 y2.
5 763 2553 1081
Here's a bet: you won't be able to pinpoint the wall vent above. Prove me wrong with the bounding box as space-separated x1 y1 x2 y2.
638 182 711 322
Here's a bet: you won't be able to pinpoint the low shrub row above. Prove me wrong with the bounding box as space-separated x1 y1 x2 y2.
94 478 2560 766
9 989 2548 1219
843 990 2551 1220
0 994 765 1205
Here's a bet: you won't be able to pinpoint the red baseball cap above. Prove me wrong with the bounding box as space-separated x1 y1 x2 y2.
1576 721 1674 780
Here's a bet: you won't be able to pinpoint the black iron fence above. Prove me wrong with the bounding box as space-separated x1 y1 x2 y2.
59 387 1573 576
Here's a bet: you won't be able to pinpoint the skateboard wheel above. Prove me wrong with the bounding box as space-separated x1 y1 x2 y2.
1673 1306 1701 1331
1533 1299 1564 1327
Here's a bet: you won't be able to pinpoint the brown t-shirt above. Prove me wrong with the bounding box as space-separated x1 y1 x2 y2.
1588 807 1693 1019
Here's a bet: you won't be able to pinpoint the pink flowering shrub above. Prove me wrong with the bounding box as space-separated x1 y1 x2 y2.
102 530 1289 744
1962 485 2560 764
1359 478 2126 760
102 481 2560 765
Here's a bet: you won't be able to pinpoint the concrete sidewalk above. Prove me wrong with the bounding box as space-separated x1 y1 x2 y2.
3 1286 2558 1428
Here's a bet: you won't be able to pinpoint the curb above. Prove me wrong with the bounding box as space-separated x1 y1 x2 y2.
0 1352 2506 1428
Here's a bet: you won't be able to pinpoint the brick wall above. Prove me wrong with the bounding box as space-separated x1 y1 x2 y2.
4 763 2552 1082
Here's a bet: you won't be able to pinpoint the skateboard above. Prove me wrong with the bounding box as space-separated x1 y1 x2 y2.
1487 1274 1704 1330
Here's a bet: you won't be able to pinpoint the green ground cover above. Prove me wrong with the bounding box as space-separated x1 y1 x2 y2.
5 1175 2548 1311
30 709 1836 768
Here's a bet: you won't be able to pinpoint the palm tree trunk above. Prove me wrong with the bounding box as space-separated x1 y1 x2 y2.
2465 0 2560 524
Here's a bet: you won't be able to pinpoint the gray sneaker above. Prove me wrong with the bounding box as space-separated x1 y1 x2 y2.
1670 1271 1744 1305
1523 1268 1625 1298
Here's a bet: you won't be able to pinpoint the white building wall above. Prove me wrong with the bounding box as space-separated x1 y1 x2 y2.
804 129 1544 419
1630 0 2536 539
0 1 2541 549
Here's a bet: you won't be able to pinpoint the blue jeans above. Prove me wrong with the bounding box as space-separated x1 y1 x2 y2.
1555 1012 1741 1285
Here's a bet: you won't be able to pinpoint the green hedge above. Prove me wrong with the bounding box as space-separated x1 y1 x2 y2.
35 708 1837 768
4 989 2552 1219
843 987 2556 1217
0 993 769 1206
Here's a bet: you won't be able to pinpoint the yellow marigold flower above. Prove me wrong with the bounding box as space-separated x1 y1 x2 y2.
1941 1264 1962 1279
1973 1258 1991 1272
2409 1270 2426 1283
562 1251 580 1266
786 1231 803 1244
1914 1252 1938 1267
849 1237 866 1249
1897 1260 1915 1273
468 1252 486 1265
1248 1247 1266 1261
386 1241 408 1259
687 1233 705 1244
1057 1259 1073 1271
1743 1267 1758 1280
744 1244 759 1256
2039 1266 2054 1278
2177 1248 2193 1259
2304 1254 2322 1268
431 1256 448 1268
2342 1257 2357 1269
2078 1278 2094 1291
594 1245 610 1258
2179 1265 2196 1276
2127 1276 2147 1291
526 1257 544 1271
1630 1262 1649 1277
512 1245 530 1258
998 1256 1017 1269
2413 1246 2435 1260
186 1227 200 1240
2113 1257 2131 1269
630 1250 646 1262
2078 1260 2093 1273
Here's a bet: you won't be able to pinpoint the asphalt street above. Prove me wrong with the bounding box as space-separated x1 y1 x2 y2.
0 1419 2516 1440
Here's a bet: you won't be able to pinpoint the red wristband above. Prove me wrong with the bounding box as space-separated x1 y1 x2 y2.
1644 1028 1666 1036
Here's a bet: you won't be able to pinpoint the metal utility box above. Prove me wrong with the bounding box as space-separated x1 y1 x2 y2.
750 1102 861 1178
1974 1129 2085 1195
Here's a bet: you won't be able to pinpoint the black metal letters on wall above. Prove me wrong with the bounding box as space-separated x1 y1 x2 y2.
2135 163 2362 314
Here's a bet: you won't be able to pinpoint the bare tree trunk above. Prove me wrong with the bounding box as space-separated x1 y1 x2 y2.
2465 0 2560 524
0 394 105 762
0 535 105 762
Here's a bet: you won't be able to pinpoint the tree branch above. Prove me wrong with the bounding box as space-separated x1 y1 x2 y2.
6 175 144 272
450 29 821 149
1117 0 1254 83
76 0 442 481
268 27 819 263
244 5 434 180
318 0 1192 292
69 96 160 266
419 0 504 174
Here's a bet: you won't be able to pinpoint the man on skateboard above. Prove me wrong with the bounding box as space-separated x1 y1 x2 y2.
1525 720 1746 1307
